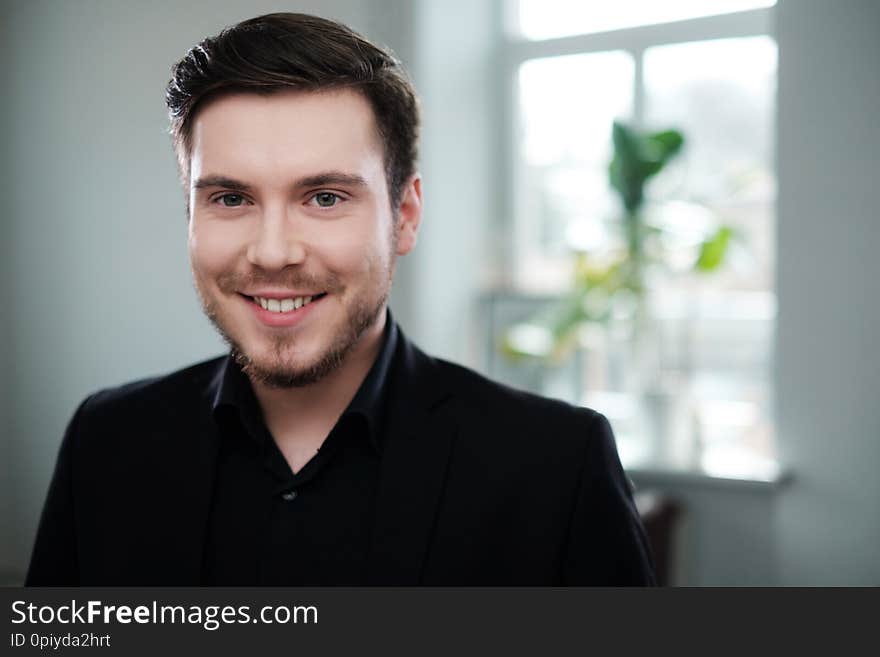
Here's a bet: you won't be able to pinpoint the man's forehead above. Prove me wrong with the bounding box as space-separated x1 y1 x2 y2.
189 88 385 179
193 87 378 141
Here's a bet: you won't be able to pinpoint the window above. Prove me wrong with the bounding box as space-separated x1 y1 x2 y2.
495 1 778 477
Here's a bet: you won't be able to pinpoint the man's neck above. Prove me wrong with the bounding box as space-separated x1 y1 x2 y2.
249 308 387 445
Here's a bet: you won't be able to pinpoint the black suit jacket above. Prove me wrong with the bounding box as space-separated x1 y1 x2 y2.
27 326 655 586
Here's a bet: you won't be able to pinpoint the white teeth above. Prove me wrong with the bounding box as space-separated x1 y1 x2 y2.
253 295 322 313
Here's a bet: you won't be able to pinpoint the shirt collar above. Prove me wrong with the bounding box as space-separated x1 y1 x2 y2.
211 308 399 455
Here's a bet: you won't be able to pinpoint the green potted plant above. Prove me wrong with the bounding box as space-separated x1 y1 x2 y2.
501 120 737 385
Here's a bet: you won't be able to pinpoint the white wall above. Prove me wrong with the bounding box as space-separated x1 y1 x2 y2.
394 0 498 365
775 0 880 585
0 7 14 582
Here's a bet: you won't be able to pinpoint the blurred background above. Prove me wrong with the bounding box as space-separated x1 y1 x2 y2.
1 0 878 585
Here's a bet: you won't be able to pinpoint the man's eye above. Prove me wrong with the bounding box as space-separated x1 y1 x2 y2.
312 192 340 208
217 193 246 207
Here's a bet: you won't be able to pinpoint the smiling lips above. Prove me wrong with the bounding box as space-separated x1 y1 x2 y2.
241 292 328 327
250 293 325 313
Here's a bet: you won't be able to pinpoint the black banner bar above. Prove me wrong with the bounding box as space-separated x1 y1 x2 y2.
2 587 876 655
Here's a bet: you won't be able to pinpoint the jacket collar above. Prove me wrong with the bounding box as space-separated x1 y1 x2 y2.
208 309 400 455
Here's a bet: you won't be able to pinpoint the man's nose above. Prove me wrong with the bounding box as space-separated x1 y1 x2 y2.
246 205 306 269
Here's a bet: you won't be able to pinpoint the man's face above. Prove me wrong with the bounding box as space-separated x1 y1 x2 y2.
187 88 421 387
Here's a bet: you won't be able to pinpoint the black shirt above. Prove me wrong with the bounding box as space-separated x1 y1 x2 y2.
202 314 398 585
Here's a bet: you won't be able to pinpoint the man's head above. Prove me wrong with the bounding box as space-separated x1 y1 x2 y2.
166 12 420 211
165 14 422 388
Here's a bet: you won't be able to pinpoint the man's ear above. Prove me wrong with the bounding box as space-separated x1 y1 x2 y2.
395 174 422 256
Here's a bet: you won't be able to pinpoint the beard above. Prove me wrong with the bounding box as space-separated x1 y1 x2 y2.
194 262 393 389
229 291 386 388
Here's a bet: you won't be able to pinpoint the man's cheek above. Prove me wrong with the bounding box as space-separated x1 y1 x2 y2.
194 232 238 269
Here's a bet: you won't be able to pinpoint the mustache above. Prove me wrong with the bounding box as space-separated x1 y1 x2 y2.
216 270 343 294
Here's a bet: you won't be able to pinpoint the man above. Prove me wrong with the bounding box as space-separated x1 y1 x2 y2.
26 13 655 586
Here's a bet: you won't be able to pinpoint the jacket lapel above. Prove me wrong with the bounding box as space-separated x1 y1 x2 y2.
366 332 457 585
145 368 222 585
177 398 221 583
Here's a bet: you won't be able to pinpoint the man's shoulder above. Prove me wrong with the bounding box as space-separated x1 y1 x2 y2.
430 356 607 434
80 355 227 421
420 355 621 481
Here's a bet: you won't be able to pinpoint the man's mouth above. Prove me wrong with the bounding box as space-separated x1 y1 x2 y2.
240 292 328 314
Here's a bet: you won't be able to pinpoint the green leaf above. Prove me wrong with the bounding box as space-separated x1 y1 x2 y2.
639 159 664 179
609 122 684 215
695 226 733 272
609 122 644 213
646 130 685 160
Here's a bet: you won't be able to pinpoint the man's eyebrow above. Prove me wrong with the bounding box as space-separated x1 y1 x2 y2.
294 172 368 189
192 175 255 193
192 172 368 193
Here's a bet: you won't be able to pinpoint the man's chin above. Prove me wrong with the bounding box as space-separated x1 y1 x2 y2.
231 351 322 389
229 338 353 389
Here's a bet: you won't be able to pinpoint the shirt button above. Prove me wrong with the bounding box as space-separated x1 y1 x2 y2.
281 490 298 502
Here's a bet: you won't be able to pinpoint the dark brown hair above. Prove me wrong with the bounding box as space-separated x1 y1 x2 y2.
165 12 420 208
